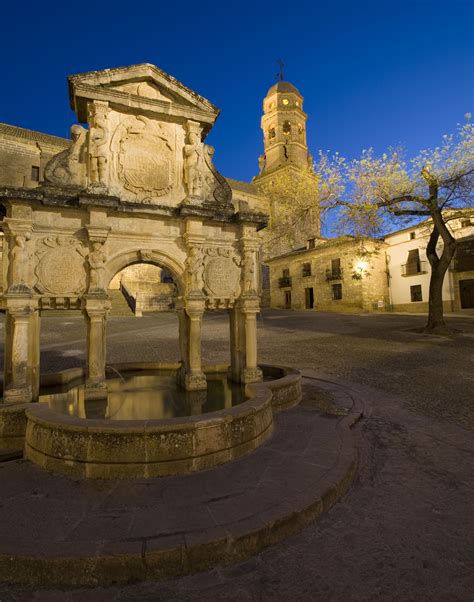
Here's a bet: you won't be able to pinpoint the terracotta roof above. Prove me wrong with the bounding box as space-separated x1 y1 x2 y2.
0 123 70 148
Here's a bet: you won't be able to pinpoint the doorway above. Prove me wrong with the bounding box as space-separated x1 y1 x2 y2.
284 290 291 309
459 279 474 309
305 287 314 309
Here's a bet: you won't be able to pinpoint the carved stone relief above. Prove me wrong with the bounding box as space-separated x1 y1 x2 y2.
202 248 241 299
35 237 88 296
110 116 175 200
44 125 87 187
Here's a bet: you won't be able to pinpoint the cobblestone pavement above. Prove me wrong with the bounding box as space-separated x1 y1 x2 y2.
1 310 473 600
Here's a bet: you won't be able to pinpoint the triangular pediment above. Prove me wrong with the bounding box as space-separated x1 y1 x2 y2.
68 63 219 130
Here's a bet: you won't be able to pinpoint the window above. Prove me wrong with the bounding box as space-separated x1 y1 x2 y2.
282 268 290 278
282 98 289 105
410 231 416 240
332 283 342 300
405 249 422 275
31 166 40 181
283 120 291 135
308 238 315 249
461 219 472 228
410 285 423 302
295 100 299 107
268 126 276 139
302 262 311 277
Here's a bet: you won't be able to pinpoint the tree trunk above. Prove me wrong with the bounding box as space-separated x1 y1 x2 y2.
426 262 450 332
424 207 457 334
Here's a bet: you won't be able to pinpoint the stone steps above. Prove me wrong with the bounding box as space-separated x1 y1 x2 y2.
108 289 135 316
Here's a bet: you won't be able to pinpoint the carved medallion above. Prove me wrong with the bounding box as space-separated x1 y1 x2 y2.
203 248 240 298
35 237 87 296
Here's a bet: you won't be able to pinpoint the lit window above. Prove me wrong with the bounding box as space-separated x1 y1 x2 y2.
31 166 40 181
410 285 422 302
295 100 299 106
282 98 289 105
269 102 274 110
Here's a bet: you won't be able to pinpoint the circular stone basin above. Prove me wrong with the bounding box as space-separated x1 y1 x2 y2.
23 363 301 479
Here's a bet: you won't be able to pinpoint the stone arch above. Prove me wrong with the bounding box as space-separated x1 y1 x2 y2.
104 248 185 296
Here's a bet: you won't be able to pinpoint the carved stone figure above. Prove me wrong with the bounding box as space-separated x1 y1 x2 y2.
184 124 204 197
242 250 256 294
88 103 110 187
44 125 87 187
10 235 31 287
88 242 107 290
186 247 204 293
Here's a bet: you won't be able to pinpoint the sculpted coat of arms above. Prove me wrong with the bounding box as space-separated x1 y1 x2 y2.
111 116 174 198
203 248 241 299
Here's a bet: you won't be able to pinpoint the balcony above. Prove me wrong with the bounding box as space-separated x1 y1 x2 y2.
278 276 292 288
325 267 343 281
302 269 312 278
401 261 428 276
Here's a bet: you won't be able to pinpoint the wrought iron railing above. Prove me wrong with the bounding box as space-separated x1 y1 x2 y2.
278 277 292 288
401 261 428 276
325 267 343 281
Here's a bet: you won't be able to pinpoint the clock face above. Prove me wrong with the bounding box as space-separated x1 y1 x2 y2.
282 98 289 105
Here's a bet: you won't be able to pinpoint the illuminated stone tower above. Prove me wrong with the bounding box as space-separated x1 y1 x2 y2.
257 81 311 174
254 78 320 241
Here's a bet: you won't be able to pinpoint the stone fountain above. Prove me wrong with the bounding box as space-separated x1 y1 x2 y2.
0 63 302 477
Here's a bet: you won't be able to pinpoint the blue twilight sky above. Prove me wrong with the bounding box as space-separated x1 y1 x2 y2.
1 0 473 188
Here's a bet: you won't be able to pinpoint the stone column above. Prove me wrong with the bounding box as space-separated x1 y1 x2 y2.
83 294 111 399
229 306 245 383
240 299 263 384
3 295 39 403
177 296 206 391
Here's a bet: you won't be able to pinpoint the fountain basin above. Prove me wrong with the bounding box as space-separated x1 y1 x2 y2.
20 363 301 479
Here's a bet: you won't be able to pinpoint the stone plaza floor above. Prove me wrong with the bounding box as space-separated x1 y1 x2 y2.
0 310 473 600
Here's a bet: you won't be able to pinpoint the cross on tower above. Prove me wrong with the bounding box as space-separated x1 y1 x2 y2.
276 59 284 81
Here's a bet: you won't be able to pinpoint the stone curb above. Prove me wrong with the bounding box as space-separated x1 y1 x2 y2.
0 375 363 586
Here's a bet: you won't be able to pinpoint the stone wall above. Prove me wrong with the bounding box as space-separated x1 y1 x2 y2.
0 124 69 188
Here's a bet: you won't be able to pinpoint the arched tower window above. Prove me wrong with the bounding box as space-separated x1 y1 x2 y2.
268 126 276 139
282 121 291 136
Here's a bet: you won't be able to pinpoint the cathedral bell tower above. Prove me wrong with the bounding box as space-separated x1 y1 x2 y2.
253 76 320 240
256 81 312 176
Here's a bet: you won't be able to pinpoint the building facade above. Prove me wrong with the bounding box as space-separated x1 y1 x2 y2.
385 217 474 313
267 236 389 312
